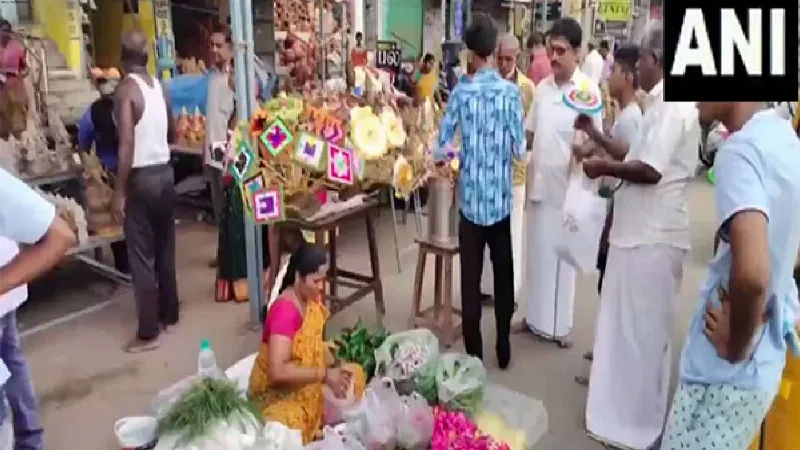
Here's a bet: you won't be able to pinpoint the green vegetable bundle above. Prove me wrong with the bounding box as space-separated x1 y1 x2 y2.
435 352 487 414
333 319 388 379
158 377 263 445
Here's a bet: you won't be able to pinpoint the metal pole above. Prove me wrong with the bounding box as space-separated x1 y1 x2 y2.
230 0 265 326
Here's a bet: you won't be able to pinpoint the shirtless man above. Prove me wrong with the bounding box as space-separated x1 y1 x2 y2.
113 30 180 352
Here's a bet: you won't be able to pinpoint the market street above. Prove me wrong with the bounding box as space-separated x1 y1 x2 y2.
18 178 716 449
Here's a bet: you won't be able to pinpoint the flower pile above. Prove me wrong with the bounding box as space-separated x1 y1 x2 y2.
431 406 510 450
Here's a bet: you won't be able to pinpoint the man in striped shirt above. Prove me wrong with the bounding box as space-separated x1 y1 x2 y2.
436 14 525 369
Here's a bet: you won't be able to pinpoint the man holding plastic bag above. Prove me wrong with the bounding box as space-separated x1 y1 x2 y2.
581 23 699 450
522 18 603 347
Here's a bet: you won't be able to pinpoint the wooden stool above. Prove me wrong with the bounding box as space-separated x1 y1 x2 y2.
410 237 462 347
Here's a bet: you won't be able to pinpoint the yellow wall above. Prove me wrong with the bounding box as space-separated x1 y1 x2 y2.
91 0 158 75
34 0 83 74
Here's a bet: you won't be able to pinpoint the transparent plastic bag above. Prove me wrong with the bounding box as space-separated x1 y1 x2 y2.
395 393 434 450
435 352 487 414
373 329 439 401
304 427 344 450
323 374 357 425
345 378 401 450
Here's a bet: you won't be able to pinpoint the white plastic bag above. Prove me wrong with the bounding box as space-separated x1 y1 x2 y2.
345 378 401 450
555 170 607 273
323 374 357 425
395 393 434 450
257 421 303 450
304 426 365 450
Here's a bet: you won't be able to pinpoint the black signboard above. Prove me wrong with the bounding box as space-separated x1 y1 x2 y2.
375 40 402 80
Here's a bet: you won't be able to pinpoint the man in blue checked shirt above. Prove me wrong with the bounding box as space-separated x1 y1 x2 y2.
0 167 76 449
435 13 525 369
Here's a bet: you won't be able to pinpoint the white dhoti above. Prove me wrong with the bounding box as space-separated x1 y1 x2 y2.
481 185 526 298
585 244 686 450
524 201 576 339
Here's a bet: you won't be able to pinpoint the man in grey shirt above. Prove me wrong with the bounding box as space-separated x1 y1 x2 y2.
572 45 643 382
205 27 235 266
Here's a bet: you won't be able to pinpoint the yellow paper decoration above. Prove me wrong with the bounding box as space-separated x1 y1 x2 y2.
392 155 415 197
350 106 373 123
380 108 406 148
351 113 389 160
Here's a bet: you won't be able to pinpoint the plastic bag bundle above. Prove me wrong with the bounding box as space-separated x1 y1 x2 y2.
395 393 434 450
374 329 439 401
435 352 487 414
304 426 365 450
345 378 401 450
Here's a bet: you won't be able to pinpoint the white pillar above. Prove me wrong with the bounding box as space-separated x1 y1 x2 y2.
352 0 365 35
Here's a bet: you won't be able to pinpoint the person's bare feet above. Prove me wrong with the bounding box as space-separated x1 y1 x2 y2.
574 375 589 386
161 323 178 334
583 351 593 361
124 336 160 353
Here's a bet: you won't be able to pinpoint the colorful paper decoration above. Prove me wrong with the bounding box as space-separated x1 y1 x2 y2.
307 106 345 144
229 139 257 183
562 82 603 115
293 132 326 170
327 144 354 185
208 140 228 171
260 118 294 157
252 187 284 223
240 170 268 211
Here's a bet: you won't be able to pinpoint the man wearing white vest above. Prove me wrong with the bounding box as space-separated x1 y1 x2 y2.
113 30 180 353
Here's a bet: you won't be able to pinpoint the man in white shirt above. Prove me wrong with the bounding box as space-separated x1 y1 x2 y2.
580 23 700 449
581 42 605 85
0 167 77 450
522 17 602 348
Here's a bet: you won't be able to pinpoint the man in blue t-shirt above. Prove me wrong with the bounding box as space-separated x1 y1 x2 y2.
660 103 800 449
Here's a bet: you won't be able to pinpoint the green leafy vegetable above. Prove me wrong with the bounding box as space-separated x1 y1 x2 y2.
333 319 388 379
158 378 263 445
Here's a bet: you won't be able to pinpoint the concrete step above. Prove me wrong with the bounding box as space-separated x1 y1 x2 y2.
47 77 94 95
47 69 79 81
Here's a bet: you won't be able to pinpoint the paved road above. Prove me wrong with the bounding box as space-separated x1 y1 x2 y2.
20 181 717 449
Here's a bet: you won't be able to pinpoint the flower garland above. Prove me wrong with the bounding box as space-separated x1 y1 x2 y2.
431 406 509 450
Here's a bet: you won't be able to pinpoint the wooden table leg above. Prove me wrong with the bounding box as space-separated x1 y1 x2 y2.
442 255 455 347
433 255 443 318
365 214 385 317
410 247 427 329
328 228 338 299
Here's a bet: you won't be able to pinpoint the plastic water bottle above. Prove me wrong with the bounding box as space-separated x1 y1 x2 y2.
197 339 221 379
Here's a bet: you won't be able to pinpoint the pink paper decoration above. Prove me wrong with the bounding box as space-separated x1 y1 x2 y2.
327 144 354 185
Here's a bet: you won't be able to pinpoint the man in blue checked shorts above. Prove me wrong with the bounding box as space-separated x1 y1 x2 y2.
660 101 800 449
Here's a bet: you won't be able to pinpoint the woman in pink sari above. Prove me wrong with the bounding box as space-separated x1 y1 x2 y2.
0 19 28 139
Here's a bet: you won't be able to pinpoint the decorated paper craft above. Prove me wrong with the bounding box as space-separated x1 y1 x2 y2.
252 187 284 223
229 139 258 183
261 118 294 157
293 133 326 170
327 144 355 185
240 170 268 211
208 140 228 171
562 79 603 115
307 106 345 144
